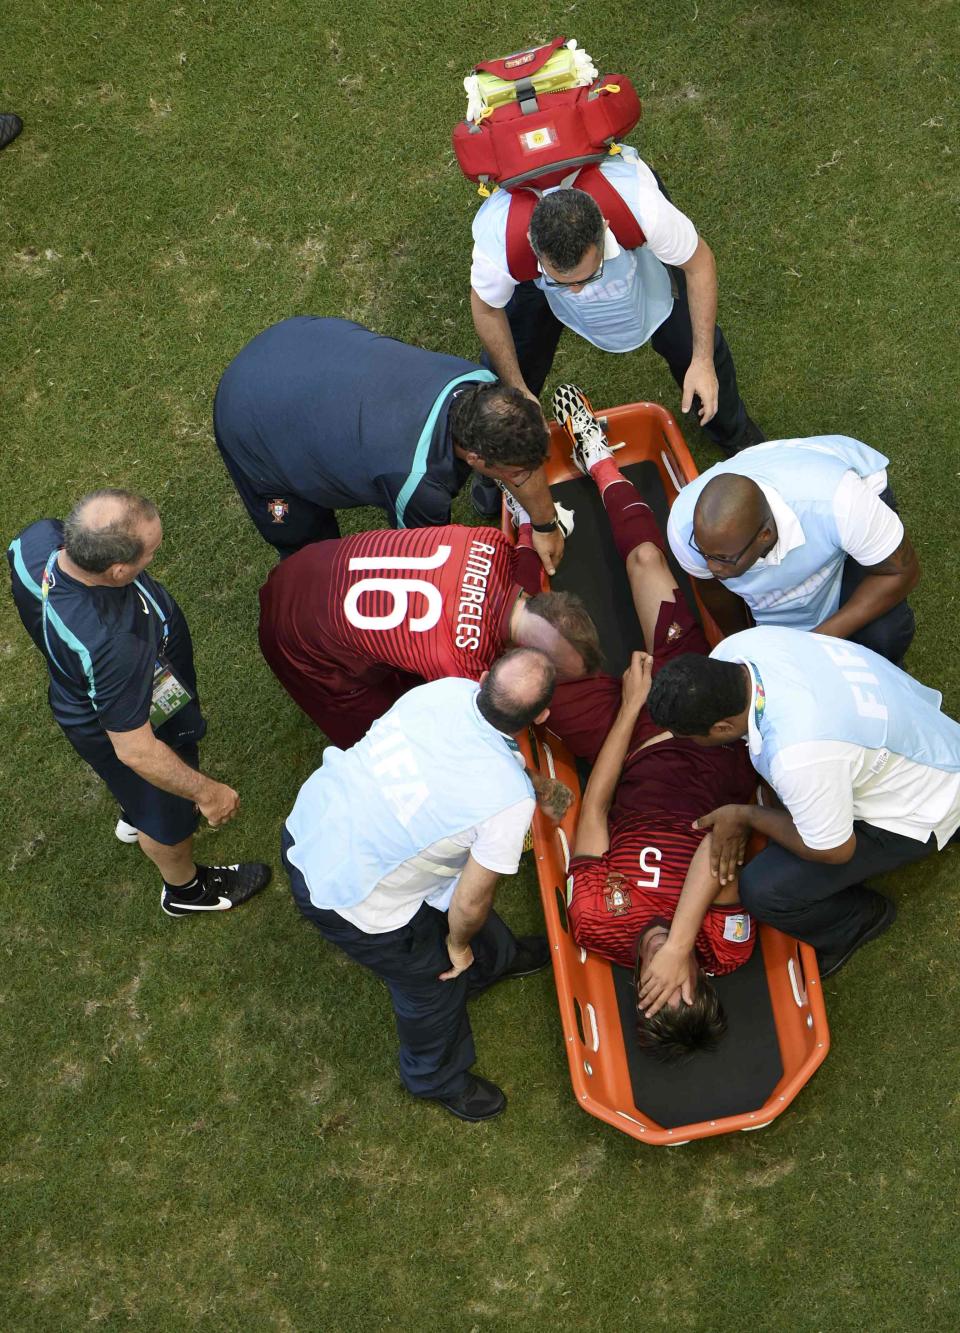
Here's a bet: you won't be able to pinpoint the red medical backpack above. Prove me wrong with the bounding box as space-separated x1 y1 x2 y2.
452 37 645 281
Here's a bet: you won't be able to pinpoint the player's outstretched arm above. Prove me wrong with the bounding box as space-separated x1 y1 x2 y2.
574 653 653 858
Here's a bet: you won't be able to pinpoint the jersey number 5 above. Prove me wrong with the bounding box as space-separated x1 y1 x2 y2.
637 846 662 889
344 546 452 633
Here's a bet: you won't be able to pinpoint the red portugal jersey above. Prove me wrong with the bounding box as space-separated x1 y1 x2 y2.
568 813 755 973
262 525 522 682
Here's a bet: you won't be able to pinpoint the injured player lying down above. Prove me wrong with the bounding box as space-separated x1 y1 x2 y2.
547 385 760 1062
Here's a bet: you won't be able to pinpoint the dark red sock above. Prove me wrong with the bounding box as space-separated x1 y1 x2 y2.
513 527 543 595
599 475 667 563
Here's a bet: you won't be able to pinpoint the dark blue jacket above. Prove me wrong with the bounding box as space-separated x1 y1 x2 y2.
213 318 491 527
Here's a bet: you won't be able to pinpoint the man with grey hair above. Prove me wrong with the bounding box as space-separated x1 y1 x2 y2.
281 648 556 1121
8 490 270 916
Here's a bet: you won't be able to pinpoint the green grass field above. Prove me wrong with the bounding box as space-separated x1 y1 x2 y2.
3 3 959 1328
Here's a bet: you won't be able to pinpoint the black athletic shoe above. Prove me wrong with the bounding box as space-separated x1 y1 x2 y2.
470 474 502 520
816 890 897 979
718 412 766 456
161 862 272 918
0 114 23 150
431 1074 507 1122
500 934 551 979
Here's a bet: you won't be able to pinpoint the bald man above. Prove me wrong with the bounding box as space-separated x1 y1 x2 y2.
8 490 270 916
666 436 918 662
282 650 556 1121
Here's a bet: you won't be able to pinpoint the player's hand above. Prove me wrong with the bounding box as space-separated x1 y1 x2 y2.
531 525 565 577
535 778 574 824
694 806 749 885
621 651 654 712
681 357 719 427
439 937 474 981
198 780 241 828
637 941 694 1018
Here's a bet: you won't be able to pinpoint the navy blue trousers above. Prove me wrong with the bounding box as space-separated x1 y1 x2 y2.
282 829 518 1098
738 820 938 953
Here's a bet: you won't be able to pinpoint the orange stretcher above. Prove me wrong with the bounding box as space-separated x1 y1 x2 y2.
508 402 830 1145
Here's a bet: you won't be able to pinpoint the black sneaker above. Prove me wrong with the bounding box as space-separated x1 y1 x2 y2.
431 1073 507 1122
500 934 551 979
161 862 272 918
0 114 23 150
816 891 897 979
471 474 502 520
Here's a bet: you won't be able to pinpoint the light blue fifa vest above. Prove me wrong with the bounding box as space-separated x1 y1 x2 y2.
712 627 960 788
472 147 674 351
670 436 891 629
285 677 534 910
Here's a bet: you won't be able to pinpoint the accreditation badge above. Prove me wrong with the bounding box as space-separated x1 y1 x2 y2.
150 658 193 729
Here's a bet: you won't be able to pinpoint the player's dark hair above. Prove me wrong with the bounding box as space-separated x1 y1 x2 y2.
64 489 160 573
529 188 605 272
477 647 556 734
647 654 749 737
449 383 548 469
526 591 603 676
634 969 728 1065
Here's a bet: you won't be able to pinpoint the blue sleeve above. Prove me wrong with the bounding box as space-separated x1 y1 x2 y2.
91 634 156 733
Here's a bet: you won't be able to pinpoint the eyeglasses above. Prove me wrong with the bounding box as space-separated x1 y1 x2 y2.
690 519 768 567
536 254 605 289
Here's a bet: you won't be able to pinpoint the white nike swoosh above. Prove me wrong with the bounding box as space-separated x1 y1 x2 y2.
170 896 232 911
137 592 150 615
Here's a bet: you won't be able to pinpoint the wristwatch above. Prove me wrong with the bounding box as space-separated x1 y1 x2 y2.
531 514 560 533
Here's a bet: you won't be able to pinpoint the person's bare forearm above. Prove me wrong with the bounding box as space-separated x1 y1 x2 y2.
736 804 853 862
815 543 919 641
663 835 727 951
509 470 556 526
682 241 718 363
581 702 642 822
470 290 530 394
111 731 211 802
447 858 500 948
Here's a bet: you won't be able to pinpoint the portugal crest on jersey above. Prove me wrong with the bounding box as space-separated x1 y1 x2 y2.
267 498 289 524
603 873 632 916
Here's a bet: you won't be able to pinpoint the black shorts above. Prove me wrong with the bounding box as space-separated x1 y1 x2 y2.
62 722 202 846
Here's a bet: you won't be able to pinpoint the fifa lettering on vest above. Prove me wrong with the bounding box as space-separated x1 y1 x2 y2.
367 723 429 826
820 640 888 721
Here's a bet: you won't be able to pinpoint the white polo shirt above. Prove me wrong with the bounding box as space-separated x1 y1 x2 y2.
742 667 960 851
334 795 534 933
670 469 903 583
470 148 699 308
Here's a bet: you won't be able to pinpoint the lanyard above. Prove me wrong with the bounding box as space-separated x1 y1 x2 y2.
748 661 766 728
41 550 169 666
